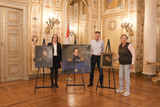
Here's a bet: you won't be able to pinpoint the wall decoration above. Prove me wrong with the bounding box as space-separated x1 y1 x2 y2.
92 0 98 15
55 0 62 8
32 34 38 43
102 15 124 68
79 21 88 44
80 1 87 20
32 0 40 4
7 0 29 4
92 18 97 39
53 11 61 38
73 3 79 36
128 0 136 12
42 0 53 45
44 0 52 8
157 0 160 14
31 6 41 71
102 0 125 15
62 45 91 74
108 19 117 31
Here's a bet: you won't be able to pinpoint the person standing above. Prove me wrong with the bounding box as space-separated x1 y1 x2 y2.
48 34 62 88
88 31 104 87
114 34 135 96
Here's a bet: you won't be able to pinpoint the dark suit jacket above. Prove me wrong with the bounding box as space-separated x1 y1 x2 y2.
48 42 62 68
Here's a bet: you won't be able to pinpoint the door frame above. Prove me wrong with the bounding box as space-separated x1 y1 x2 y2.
0 1 29 82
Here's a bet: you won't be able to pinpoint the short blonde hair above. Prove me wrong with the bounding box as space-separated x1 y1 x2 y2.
120 34 128 39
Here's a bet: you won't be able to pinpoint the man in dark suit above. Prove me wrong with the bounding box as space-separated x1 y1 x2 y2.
48 34 62 88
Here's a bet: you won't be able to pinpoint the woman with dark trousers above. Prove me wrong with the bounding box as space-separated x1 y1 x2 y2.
48 34 62 88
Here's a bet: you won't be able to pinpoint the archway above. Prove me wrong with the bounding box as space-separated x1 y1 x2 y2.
62 0 92 44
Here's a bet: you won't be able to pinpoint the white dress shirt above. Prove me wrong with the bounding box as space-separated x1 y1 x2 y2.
90 39 104 56
53 43 57 56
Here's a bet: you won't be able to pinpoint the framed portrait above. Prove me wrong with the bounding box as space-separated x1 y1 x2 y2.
35 46 53 68
101 52 114 68
62 45 91 74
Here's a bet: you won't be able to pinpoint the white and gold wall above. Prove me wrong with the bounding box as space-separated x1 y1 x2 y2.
0 0 158 82
100 0 145 73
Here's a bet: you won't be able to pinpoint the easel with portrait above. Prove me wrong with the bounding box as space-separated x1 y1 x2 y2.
96 39 116 94
62 45 91 90
34 44 56 93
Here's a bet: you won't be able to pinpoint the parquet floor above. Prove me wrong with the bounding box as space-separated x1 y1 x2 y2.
0 70 160 107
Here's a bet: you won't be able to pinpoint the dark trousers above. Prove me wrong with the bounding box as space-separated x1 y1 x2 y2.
89 55 103 84
50 68 58 86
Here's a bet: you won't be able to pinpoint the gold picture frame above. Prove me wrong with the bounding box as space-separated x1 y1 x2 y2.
101 52 114 68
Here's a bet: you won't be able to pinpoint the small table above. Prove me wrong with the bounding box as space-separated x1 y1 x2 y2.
146 61 160 83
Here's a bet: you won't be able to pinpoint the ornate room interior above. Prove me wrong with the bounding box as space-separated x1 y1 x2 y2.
0 0 160 107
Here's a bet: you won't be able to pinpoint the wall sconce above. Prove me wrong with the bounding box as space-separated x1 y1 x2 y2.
121 17 134 36
45 16 60 33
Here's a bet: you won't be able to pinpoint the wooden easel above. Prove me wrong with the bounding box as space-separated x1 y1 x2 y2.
96 39 116 94
34 39 56 93
34 68 56 93
65 40 86 90
65 72 85 90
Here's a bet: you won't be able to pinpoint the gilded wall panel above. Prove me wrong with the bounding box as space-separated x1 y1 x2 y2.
54 0 62 8
42 0 53 45
31 5 41 73
102 15 125 68
53 10 62 42
32 0 40 4
92 0 98 15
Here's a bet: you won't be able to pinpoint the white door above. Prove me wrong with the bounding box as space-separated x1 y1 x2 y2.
0 7 23 81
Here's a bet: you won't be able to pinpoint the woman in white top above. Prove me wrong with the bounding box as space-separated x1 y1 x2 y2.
48 34 62 88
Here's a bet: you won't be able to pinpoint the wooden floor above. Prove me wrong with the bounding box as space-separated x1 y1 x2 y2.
0 70 160 107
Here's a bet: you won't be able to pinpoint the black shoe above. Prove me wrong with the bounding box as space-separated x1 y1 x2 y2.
87 83 93 87
55 83 58 88
100 84 104 88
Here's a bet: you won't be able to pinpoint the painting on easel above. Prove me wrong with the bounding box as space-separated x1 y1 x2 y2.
62 45 91 74
35 46 53 68
101 52 114 68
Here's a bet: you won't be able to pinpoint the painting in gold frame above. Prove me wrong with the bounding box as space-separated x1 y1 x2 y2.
101 52 114 68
